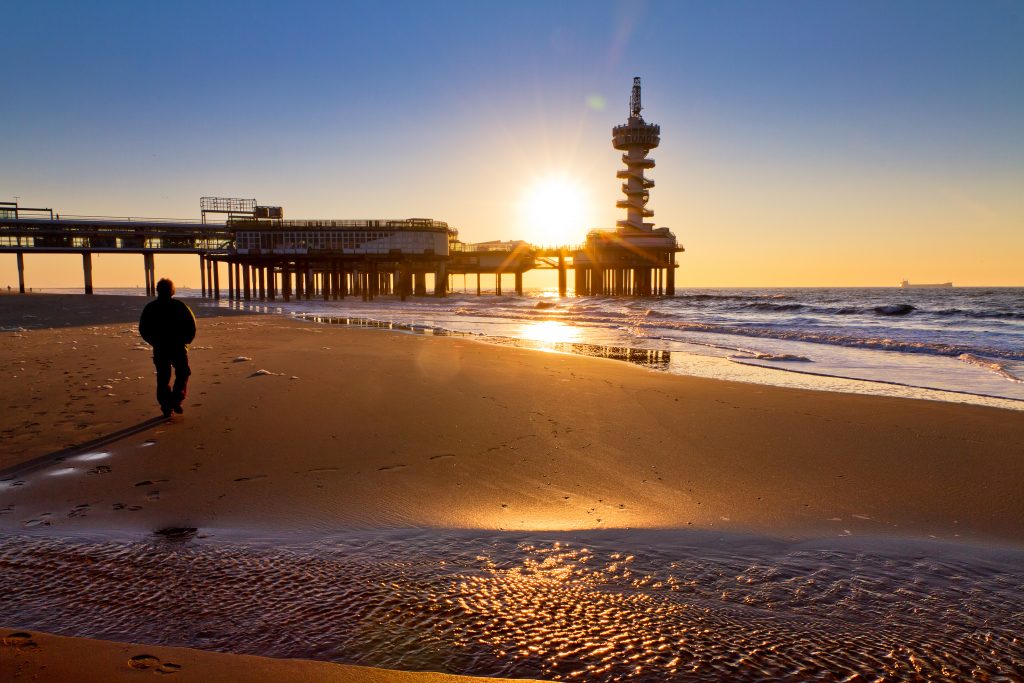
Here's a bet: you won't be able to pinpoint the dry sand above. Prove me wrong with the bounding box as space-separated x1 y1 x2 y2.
0 628 533 682
2 293 1024 680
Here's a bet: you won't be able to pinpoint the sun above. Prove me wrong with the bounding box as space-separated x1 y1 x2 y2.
518 175 592 246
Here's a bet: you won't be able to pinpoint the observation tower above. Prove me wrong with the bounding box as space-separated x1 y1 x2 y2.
573 77 681 296
612 77 661 232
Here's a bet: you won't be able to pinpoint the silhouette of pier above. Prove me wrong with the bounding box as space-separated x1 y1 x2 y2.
1 199 681 299
2 80 682 298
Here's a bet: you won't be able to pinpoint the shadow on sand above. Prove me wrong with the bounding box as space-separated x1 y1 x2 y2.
0 416 168 480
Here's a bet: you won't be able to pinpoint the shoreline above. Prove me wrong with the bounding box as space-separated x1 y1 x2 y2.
2 293 1023 545
293 311 1024 410
8 289 1023 410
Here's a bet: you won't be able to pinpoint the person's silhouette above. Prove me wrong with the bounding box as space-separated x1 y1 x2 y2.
139 279 197 417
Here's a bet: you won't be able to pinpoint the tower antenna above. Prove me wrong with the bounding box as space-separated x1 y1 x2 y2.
630 76 642 119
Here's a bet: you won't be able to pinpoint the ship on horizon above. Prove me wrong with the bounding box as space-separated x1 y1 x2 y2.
900 279 953 288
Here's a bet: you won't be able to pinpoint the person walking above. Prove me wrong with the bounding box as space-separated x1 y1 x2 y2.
139 278 197 417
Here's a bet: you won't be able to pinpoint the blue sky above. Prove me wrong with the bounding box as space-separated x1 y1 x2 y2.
2 0 1022 285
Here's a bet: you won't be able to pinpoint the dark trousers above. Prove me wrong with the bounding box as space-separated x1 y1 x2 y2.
153 346 191 409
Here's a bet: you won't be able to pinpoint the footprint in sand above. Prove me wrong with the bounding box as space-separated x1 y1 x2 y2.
1 631 39 651
377 465 407 472
67 504 91 518
140 439 157 448
87 465 112 475
135 479 168 487
128 654 182 674
0 505 13 515
428 454 456 461
147 491 161 501
23 518 51 528
306 467 339 473
233 475 268 482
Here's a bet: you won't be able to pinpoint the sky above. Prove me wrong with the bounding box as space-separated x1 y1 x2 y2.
2 0 1022 288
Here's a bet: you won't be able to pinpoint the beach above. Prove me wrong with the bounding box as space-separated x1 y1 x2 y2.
2 294 1023 680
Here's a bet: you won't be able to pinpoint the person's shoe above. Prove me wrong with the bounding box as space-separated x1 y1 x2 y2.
172 404 184 414
161 406 173 418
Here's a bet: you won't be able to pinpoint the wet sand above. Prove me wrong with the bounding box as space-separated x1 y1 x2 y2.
2 294 1024 679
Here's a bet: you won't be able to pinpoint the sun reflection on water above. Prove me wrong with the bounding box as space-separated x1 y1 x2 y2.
519 321 582 347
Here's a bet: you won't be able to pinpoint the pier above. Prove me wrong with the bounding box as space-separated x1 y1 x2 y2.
2 79 682 299
1 201 680 300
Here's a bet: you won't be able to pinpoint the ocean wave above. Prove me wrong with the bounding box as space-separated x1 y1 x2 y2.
649 320 1024 361
924 308 1023 320
873 304 916 316
750 352 813 362
676 293 790 302
746 302 806 312
958 354 1024 383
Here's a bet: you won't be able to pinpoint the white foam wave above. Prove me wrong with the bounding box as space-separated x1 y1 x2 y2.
958 354 1024 383
750 353 813 362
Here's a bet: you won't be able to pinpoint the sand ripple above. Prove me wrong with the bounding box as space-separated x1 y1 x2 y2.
0 529 1021 681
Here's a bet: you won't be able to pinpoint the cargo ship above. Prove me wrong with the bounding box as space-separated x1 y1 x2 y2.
899 279 953 288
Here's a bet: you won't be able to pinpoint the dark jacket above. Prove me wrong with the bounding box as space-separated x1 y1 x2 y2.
139 297 197 349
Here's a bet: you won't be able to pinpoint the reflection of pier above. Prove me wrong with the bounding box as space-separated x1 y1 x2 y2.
297 314 673 370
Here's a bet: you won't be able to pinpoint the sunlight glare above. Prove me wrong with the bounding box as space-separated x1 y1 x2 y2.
519 175 592 246
520 321 582 346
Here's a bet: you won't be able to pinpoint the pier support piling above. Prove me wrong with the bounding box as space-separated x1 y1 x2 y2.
143 252 155 296
17 252 26 294
558 254 567 297
435 263 447 297
82 252 93 295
